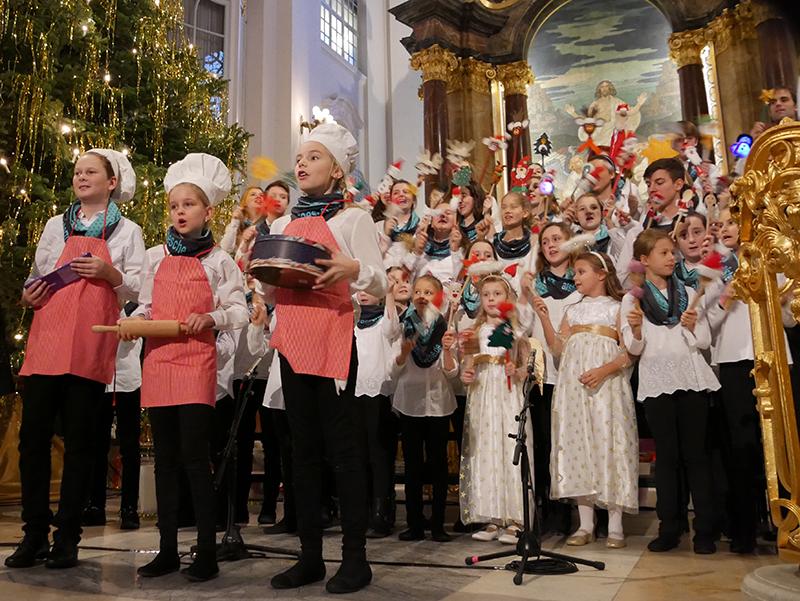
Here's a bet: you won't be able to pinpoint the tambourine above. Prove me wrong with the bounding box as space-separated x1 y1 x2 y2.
249 234 331 289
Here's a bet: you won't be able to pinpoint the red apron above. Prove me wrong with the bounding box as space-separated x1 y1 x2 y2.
141 254 216 408
271 216 354 380
20 236 119 384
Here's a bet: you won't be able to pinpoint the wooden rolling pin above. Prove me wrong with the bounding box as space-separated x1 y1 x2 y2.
92 320 187 337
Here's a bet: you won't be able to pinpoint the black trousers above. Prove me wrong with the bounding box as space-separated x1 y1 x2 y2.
644 390 714 538
353 394 395 500
529 383 571 529
258 404 284 514
212 378 275 522
149 404 215 550
718 361 765 545
88 390 141 511
279 343 367 559
269 408 296 524
451 395 466 454
19 374 105 544
399 414 450 530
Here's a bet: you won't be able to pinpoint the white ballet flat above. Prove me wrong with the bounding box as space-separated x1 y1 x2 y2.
471 525 499 541
499 526 521 545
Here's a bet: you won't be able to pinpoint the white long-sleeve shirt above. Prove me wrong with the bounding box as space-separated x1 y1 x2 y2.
354 306 402 398
216 329 240 401
32 215 145 303
134 245 249 330
621 286 720 401
391 352 458 417
106 308 143 393
705 277 795 365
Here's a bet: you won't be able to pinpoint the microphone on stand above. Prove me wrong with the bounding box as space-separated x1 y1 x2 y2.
526 349 537 378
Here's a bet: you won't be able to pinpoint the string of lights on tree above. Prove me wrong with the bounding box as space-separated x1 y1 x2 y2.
0 0 251 367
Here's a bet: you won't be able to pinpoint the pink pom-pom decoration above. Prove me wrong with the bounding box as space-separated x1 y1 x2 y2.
628 259 646 274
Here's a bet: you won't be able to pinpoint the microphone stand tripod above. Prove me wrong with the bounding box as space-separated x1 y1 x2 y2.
213 354 300 562
464 356 605 584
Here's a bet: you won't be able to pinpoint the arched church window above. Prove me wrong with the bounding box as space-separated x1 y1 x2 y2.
183 0 226 78
321 0 358 67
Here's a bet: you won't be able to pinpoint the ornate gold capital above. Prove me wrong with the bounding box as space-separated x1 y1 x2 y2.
409 44 459 84
737 0 779 28
668 29 705 68
497 61 533 96
462 58 494 94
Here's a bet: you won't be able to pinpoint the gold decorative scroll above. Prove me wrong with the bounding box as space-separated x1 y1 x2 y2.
668 29 706 68
410 44 460 84
497 61 533 96
729 117 800 564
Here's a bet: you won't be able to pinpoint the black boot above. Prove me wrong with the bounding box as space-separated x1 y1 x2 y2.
326 549 372 594
4 534 49 568
81 505 106 527
365 497 392 538
258 507 277 525
137 550 180 577
181 544 219 582
263 517 297 535
270 553 326 589
45 540 78 569
120 507 140 530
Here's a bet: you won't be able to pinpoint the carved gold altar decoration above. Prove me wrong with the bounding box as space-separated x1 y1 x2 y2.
410 44 460 84
0 394 64 505
729 117 800 564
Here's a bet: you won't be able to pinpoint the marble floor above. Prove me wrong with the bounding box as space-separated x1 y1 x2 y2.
0 499 782 601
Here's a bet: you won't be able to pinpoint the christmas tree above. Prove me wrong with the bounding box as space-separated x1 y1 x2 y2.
0 0 251 368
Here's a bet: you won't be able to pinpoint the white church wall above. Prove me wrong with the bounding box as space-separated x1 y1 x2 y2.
238 0 423 191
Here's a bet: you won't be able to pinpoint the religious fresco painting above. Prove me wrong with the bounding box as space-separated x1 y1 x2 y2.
526 0 682 188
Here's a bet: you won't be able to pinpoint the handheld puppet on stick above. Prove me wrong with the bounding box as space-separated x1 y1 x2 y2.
574 107 604 156
479 134 510 189
488 301 517 391
415 149 444 190
687 251 724 311
506 116 529 171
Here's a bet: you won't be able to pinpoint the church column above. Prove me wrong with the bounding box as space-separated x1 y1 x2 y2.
410 44 459 192
446 58 496 190
748 0 798 89
668 29 709 124
498 61 533 173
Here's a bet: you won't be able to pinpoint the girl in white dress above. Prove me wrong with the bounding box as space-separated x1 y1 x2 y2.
459 272 531 545
534 251 638 549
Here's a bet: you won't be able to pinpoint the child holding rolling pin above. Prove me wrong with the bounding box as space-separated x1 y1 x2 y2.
120 153 248 582
7 149 144 571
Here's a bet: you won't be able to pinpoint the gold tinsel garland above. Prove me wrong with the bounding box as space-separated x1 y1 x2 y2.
0 0 250 362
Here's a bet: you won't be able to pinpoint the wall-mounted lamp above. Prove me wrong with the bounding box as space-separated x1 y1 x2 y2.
299 105 337 134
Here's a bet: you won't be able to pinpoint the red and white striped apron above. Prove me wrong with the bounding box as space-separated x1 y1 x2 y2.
270 216 354 380
141 254 216 407
20 236 119 384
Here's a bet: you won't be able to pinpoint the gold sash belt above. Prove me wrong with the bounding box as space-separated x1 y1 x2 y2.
569 324 618 342
472 354 507 366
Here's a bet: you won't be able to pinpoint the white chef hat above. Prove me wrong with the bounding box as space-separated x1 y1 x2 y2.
302 123 359 176
85 148 136 203
163 153 232 207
